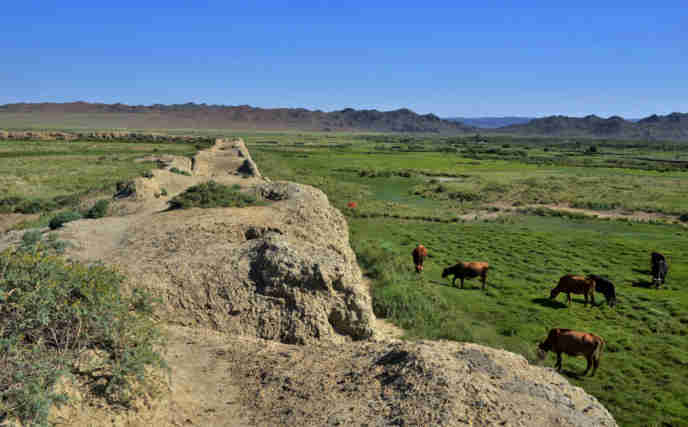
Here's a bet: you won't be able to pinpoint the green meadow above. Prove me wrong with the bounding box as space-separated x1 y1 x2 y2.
1 132 686 425
246 132 688 427
0 138 206 223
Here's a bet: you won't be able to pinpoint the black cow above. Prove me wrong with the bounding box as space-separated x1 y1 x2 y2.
587 275 616 307
651 252 669 288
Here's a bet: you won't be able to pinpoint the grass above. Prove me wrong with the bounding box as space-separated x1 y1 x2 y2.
0 139 202 214
2 129 687 425
167 181 258 210
247 132 688 427
247 137 688 217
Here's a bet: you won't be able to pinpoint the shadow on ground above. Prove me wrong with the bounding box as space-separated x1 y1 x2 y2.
631 280 655 288
531 298 568 309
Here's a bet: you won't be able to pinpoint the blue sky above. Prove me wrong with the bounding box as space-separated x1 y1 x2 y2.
1 1 686 117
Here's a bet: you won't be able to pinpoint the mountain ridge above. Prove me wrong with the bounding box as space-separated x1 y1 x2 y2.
495 112 688 141
0 102 475 134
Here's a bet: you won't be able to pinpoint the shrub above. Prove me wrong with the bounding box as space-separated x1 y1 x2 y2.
20 230 43 248
160 188 168 196
49 211 82 230
169 167 191 176
168 180 258 210
85 199 110 219
15 199 58 214
0 249 166 425
141 170 154 178
679 213 688 222
0 197 22 214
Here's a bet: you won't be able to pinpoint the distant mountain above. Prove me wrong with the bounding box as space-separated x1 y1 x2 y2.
0 102 476 134
446 117 536 128
495 113 688 141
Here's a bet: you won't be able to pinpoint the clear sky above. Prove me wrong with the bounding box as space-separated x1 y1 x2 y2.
1 1 686 118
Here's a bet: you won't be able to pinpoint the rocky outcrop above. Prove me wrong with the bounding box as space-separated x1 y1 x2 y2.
100 180 375 345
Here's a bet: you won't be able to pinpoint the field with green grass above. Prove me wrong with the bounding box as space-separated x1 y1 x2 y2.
245 132 688 427
1 131 687 425
0 138 206 221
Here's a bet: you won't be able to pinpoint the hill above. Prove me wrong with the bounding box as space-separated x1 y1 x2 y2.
0 102 476 134
446 116 535 128
496 113 688 141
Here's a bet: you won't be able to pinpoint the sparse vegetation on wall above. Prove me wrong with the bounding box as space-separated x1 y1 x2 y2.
0 248 166 426
168 181 257 210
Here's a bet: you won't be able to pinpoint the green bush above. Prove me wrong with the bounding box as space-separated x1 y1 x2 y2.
15 199 58 214
0 249 166 425
20 230 43 248
169 167 191 176
168 180 258 210
49 211 83 230
85 199 110 219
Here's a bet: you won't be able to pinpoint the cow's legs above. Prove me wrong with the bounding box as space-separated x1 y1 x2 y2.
583 356 592 376
481 272 487 290
555 353 562 371
567 293 572 306
460 277 464 289
591 356 600 377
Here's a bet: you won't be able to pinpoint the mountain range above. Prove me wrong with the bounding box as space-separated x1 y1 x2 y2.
0 102 474 134
1 102 687 141
495 113 688 141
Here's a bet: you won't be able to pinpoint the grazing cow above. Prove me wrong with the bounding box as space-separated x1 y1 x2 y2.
651 252 669 288
587 274 617 307
537 328 605 377
550 275 596 307
441 262 489 289
412 244 428 273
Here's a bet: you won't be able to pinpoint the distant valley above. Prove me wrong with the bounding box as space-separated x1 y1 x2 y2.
446 116 536 128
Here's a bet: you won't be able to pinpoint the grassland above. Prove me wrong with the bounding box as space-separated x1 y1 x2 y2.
1 131 687 425
0 138 203 220
244 132 688 427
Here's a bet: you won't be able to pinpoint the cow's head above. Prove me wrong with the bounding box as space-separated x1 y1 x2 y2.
415 264 424 273
537 341 550 359
549 289 559 300
441 267 449 278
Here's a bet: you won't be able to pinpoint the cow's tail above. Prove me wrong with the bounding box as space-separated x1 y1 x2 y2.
593 336 605 363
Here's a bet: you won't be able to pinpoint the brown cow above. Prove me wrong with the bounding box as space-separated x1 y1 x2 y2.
412 244 428 273
537 328 605 377
442 262 489 289
550 275 596 307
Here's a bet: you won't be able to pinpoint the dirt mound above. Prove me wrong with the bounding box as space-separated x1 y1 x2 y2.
230 337 615 426
104 180 375 344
